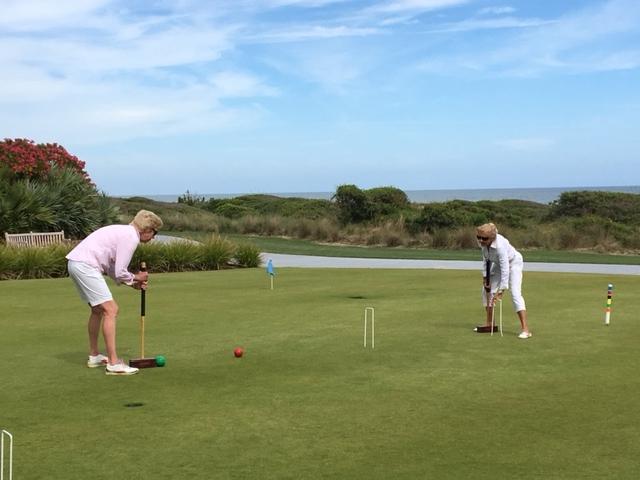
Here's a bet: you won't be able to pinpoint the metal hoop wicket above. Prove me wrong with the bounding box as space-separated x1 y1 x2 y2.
363 307 375 349
1 430 12 480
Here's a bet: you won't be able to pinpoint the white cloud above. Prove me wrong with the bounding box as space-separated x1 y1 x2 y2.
495 138 555 151
0 1 265 144
416 0 640 76
478 6 516 16
365 0 469 14
264 48 367 92
432 16 553 33
247 24 380 42
0 0 111 30
209 71 279 97
260 0 349 7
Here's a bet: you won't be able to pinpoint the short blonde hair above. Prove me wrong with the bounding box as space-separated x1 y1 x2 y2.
131 210 163 232
476 222 497 239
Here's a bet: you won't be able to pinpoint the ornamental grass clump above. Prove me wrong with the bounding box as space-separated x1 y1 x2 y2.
234 243 261 268
1 244 68 279
158 241 203 272
201 235 236 270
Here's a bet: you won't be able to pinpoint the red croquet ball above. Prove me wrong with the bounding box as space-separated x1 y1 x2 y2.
233 347 244 358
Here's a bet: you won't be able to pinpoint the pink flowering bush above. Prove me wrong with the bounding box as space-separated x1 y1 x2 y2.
0 138 90 182
0 138 117 238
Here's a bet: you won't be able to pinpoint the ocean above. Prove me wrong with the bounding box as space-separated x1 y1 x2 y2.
144 185 640 205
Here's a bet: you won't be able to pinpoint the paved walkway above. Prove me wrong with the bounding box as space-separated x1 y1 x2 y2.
261 252 640 276
155 237 639 275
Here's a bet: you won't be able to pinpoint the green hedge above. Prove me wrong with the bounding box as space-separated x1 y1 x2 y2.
0 236 261 280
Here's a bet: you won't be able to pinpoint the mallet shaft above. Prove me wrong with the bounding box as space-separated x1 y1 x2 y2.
140 261 147 358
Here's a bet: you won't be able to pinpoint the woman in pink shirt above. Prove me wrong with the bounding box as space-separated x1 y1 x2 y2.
66 210 163 375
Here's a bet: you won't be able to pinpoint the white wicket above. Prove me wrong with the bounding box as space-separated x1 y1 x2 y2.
363 307 375 349
1 430 12 480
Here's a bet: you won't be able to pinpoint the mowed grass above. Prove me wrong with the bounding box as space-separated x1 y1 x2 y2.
1 268 640 479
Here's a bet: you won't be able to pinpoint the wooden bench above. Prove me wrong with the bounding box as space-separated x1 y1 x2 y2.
4 231 66 247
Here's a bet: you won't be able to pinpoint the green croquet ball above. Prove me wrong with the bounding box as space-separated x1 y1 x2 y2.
155 355 166 367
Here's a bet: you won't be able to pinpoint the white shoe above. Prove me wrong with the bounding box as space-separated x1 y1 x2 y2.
518 331 532 339
106 360 139 376
87 353 108 368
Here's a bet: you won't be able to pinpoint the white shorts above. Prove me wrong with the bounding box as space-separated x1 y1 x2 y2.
67 260 113 307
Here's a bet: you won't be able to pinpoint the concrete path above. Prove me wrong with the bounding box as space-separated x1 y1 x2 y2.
261 252 640 276
154 236 639 275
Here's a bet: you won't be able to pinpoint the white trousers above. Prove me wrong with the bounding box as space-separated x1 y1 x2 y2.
481 252 526 312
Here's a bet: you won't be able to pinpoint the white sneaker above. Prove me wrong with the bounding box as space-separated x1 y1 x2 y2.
518 331 532 339
87 353 109 368
106 360 139 376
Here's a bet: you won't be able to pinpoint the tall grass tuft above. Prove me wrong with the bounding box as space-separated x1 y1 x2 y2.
234 243 262 268
201 235 236 270
365 220 410 247
133 242 169 272
0 246 15 279
452 228 478 249
9 245 65 279
158 241 203 272
0 235 259 280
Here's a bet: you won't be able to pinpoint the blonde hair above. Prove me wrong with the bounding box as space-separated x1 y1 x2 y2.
131 210 163 232
476 222 497 238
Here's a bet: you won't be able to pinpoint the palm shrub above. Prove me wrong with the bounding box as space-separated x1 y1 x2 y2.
43 166 119 237
0 176 55 233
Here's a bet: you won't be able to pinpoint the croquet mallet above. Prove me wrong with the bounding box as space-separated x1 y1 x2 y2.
129 262 160 368
475 259 499 333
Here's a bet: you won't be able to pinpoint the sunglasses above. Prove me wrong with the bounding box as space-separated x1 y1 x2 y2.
476 235 489 241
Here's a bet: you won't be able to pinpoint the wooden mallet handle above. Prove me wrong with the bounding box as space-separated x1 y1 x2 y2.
140 261 146 358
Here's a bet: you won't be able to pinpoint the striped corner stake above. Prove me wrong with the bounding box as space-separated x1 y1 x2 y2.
604 283 613 325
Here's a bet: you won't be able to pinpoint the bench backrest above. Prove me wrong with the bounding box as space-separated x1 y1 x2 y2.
4 231 66 247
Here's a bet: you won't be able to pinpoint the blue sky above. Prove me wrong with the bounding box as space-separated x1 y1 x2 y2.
1 0 638 196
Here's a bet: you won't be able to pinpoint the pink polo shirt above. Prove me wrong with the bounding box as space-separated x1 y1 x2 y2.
66 224 140 285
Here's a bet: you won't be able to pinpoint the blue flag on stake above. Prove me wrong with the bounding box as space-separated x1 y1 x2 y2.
266 259 275 276
266 259 275 290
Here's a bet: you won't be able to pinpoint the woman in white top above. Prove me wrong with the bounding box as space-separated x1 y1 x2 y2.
476 223 531 339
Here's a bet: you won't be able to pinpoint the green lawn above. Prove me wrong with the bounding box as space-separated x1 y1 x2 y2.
1 268 640 479
167 231 640 265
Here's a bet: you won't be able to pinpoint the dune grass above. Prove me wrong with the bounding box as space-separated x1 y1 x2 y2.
1 268 639 479
168 231 640 265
